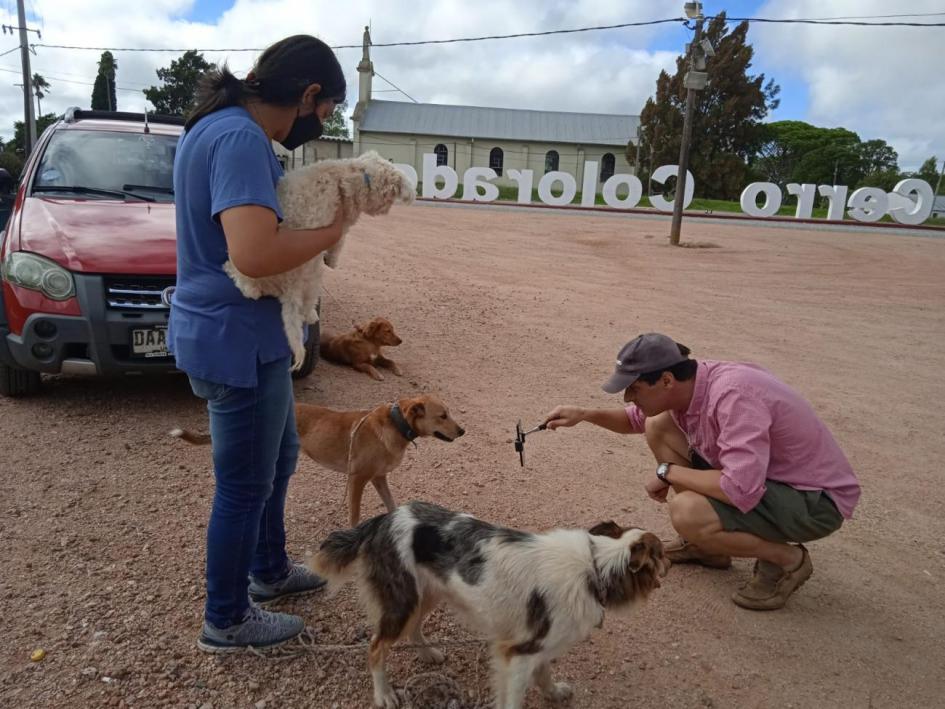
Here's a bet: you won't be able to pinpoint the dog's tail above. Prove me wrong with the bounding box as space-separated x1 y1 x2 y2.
170 428 212 445
307 513 387 590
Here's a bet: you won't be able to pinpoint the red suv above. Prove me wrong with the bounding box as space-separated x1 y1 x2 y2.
0 108 317 397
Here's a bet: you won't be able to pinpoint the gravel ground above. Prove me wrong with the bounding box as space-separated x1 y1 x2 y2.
2 203 944 708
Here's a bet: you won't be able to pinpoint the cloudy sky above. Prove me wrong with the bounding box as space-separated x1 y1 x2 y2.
0 0 942 171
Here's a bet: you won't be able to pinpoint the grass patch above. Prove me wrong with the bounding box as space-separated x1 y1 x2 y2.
418 184 945 228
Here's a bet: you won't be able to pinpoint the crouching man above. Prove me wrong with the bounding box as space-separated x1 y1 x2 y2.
543 333 861 610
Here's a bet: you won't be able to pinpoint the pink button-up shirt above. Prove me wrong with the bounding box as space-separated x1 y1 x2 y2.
625 360 860 518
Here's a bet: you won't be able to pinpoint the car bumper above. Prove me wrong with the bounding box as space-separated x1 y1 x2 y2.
0 273 178 376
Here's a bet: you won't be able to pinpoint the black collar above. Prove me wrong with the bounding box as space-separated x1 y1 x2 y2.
389 403 418 443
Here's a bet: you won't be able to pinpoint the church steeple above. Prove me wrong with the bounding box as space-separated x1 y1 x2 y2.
357 26 373 108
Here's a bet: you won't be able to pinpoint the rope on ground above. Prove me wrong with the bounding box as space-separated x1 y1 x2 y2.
245 628 493 707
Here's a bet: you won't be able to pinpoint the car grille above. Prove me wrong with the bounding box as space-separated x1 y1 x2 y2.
105 277 176 310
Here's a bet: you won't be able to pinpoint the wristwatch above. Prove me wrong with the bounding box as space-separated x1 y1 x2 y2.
656 462 672 485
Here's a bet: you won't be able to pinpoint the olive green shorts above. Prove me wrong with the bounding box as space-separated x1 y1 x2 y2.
690 449 844 544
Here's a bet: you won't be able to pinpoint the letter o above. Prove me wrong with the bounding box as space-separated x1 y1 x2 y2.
740 182 783 217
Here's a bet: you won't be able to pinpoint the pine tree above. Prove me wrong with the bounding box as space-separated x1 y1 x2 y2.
638 14 780 200
91 51 118 111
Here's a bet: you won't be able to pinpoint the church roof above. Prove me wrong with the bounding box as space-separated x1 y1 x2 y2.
358 100 639 146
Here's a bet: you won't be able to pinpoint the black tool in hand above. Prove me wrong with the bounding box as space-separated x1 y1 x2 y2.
515 419 547 466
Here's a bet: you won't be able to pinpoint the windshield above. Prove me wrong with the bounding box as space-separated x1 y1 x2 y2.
32 129 178 203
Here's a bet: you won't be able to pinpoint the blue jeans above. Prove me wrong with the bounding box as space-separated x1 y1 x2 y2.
188 357 299 628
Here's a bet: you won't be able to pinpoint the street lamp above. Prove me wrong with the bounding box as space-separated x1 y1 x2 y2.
670 2 713 245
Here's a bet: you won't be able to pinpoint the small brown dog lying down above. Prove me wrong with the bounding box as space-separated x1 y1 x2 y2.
319 317 403 381
310 502 668 709
296 395 464 526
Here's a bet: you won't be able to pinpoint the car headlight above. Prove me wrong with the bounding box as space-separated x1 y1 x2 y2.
1 252 76 300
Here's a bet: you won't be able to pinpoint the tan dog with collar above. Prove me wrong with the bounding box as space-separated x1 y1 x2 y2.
295 394 464 525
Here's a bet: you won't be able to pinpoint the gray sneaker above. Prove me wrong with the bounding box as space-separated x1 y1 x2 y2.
197 605 304 653
248 561 326 603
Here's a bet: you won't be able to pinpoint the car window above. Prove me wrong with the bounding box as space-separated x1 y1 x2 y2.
33 129 178 203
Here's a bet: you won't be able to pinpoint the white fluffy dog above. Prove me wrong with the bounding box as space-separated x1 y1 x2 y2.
224 151 415 369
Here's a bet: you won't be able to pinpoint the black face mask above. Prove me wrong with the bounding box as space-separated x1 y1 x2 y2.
279 107 323 151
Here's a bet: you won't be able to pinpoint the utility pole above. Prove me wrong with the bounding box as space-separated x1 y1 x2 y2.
2 0 41 156
935 156 945 197
669 1 712 246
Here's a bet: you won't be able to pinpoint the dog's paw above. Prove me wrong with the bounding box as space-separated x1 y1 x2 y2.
415 646 445 665
391 366 403 377
373 687 402 708
371 372 385 381
545 682 573 703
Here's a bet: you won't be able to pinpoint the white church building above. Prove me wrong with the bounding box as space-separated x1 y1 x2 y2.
346 28 640 191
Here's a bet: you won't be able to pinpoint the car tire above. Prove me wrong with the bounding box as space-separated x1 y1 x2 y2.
0 362 42 397
292 320 320 380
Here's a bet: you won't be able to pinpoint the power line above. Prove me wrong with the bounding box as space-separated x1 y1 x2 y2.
713 15 945 27
793 12 945 20
28 12 945 55
0 64 142 92
28 18 686 53
7 62 150 88
374 71 418 103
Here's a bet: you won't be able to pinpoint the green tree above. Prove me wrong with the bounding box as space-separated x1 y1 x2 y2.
11 113 59 154
321 100 349 138
91 51 118 111
143 50 215 116
857 169 903 192
32 73 50 116
0 150 24 180
913 156 940 186
858 139 898 175
638 14 780 199
753 120 866 187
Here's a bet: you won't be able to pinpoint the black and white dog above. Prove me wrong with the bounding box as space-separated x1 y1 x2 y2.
309 501 668 709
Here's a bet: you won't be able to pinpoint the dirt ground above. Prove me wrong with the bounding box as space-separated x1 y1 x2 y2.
2 203 944 709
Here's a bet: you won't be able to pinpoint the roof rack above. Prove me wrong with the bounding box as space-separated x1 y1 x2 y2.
63 107 185 127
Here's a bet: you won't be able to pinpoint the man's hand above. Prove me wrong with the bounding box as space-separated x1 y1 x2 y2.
542 406 586 430
645 474 671 503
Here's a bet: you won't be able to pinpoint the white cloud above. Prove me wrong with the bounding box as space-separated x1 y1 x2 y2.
2 0 939 173
753 0 945 171
0 0 680 147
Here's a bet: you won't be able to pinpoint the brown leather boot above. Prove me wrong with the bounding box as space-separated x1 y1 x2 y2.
663 537 732 570
731 545 812 611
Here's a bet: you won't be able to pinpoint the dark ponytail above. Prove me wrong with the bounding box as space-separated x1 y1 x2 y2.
185 34 346 131
185 65 254 130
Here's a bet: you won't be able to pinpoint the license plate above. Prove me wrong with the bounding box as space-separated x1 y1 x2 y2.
131 326 169 358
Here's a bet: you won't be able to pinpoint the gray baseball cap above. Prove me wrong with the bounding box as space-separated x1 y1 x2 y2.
602 333 688 394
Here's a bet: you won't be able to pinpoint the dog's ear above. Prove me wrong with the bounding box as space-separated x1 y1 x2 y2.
405 400 426 421
589 521 624 539
365 319 383 339
628 532 662 572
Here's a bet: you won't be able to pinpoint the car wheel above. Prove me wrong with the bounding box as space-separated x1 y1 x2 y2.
292 320 320 380
0 362 42 397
